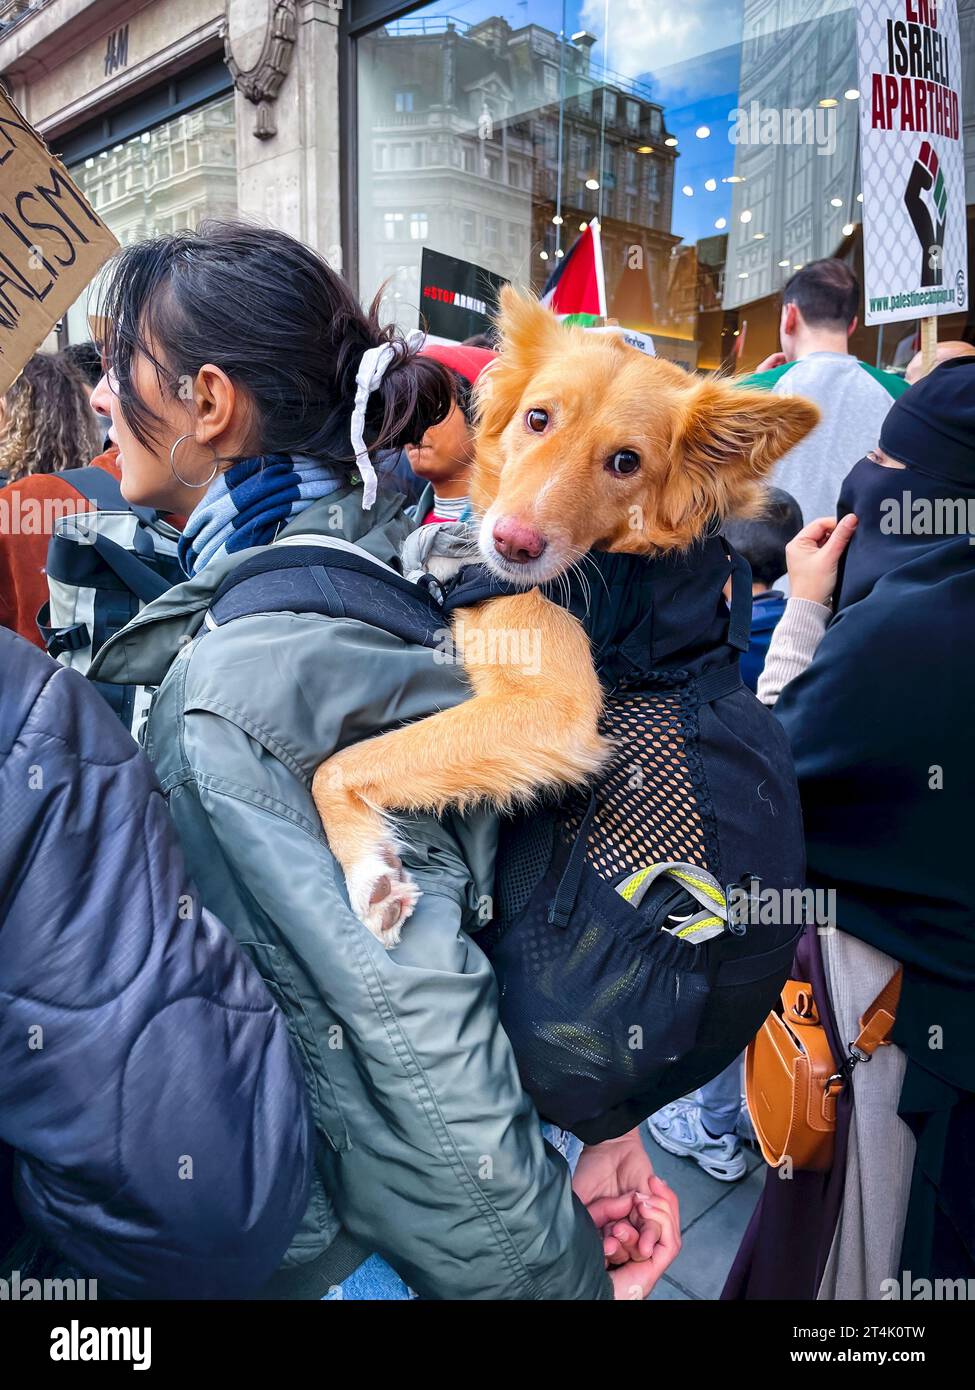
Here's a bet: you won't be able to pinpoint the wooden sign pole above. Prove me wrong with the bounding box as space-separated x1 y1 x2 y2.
920 315 938 377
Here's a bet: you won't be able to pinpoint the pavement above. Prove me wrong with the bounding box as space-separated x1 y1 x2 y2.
641 1123 765 1300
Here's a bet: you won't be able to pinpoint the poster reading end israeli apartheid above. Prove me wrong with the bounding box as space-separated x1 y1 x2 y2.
857 0 967 325
0 88 118 393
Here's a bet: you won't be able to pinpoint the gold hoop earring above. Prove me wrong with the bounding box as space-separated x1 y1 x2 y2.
169 433 219 489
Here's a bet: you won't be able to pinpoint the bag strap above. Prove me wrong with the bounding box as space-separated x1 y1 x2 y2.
206 539 448 649
724 541 753 653
850 966 903 1059
59 467 159 526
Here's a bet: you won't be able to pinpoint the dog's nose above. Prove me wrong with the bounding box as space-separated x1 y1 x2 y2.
492 517 547 564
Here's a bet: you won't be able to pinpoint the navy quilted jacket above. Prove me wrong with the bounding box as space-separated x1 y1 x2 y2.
0 629 312 1298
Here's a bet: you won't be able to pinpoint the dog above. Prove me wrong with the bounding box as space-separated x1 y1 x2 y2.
313 289 819 945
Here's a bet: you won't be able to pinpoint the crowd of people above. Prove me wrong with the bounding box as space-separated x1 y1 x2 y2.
0 227 971 1302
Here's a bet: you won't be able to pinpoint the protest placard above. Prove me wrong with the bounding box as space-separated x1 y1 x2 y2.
857 0 967 326
0 87 118 392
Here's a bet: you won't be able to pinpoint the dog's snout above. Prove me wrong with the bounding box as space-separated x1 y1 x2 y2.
492 517 547 564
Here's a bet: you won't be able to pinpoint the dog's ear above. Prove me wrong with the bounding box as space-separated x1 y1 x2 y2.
493 286 565 370
474 289 564 453
659 380 819 542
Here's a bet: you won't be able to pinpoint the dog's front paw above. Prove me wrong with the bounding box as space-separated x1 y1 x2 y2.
346 843 420 949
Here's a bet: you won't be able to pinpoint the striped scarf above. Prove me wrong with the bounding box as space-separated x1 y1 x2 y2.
177 453 344 576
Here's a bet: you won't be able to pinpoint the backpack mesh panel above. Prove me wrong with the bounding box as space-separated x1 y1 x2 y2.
494 811 555 925
560 690 713 881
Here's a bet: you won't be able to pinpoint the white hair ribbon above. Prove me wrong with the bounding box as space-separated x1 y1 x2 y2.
351 328 426 509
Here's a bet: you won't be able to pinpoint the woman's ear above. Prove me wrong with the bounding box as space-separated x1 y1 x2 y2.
194 363 246 452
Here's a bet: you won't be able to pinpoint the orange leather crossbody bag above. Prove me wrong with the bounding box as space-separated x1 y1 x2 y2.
745 968 902 1171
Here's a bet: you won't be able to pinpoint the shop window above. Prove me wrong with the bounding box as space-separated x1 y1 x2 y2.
65 92 238 344
355 0 973 375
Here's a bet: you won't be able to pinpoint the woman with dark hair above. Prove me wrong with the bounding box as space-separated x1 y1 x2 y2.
87 221 618 1300
727 357 975 1300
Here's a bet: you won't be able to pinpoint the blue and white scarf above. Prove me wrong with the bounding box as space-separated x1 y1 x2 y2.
178 453 344 576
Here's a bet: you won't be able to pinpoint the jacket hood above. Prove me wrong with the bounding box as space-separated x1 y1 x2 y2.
89 484 412 687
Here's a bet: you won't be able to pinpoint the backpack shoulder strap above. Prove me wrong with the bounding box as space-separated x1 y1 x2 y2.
206 538 448 649
58 467 159 525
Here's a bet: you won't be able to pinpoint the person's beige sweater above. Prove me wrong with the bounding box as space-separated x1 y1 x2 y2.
756 596 831 705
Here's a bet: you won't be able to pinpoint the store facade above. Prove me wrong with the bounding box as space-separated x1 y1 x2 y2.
0 0 344 343
342 0 975 371
0 0 973 371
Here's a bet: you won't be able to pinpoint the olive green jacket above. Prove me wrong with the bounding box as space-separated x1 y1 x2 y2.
90 484 610 1301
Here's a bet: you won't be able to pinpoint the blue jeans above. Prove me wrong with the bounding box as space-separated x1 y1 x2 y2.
323 1253 416 1301
695 1055 743 1137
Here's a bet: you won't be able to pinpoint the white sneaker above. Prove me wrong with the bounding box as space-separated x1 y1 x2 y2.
647 1100 747 1182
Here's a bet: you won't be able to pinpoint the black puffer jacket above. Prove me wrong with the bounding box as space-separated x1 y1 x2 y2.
0 629 312 1298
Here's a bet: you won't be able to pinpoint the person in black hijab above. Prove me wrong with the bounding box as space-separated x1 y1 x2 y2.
727 355 975 1298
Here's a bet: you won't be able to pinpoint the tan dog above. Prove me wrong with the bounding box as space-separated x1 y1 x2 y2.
313 290 818 945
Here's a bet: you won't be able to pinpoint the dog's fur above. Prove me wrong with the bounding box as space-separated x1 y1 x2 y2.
313 290 819 944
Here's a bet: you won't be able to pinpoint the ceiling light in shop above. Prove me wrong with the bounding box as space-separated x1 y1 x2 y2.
696 125 711 138
778 259 790 267
842 222 855 236
540 250 549 260
793 263 804 269
705 178 717 191
585 178 600 190
819 98 838 108
724 175 745 184
715 217 727 229
845 89 860 100
637 145 653 154
856 192 864 202
579 221 588 230
552 215 563 225
665 136 678 147
738 271 748 279
555 248 564 257
740 209 752 223
682 184 694 196
733 329 740 337
753 232 765 239
830 197 843 207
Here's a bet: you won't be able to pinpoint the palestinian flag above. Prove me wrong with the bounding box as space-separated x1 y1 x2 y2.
541 219 607 319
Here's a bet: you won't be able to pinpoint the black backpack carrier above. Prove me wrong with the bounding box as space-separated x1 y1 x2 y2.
206 534 805 1144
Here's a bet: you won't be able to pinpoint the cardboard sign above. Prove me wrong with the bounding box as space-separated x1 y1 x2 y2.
419 248 507 342
0 89 118 392
856 0 967 325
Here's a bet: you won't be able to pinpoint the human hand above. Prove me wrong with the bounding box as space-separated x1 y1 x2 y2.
606 1178 681 1300
572 1128 662 1264
785 513 858 605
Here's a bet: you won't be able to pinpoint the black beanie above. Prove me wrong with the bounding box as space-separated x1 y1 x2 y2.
880 355 975 488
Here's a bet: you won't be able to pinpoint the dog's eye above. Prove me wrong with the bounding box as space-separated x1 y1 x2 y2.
525 408 549 433
607 449 641 476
